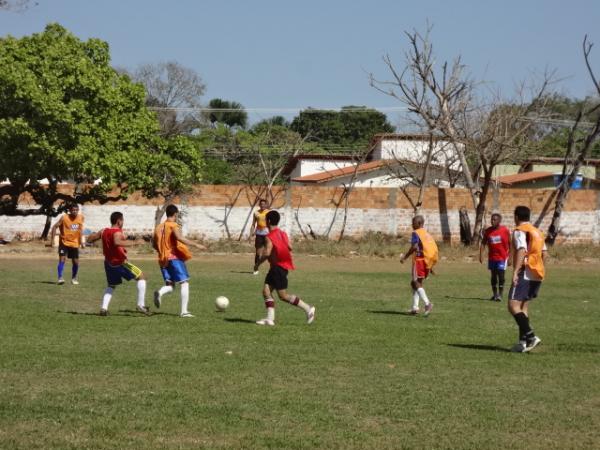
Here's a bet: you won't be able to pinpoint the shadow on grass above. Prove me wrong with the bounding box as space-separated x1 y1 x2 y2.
60 310 177 317
230 270 255 274
447 343 511 353
32 281 60 285
445 295 491 301
224 317 256 324
367 310 421 317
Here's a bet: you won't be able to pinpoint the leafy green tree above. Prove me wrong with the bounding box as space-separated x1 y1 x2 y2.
205 98 248 129
0 23 203 222
290 106 394 146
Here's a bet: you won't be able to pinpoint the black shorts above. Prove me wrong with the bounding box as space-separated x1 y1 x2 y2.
255 234 267 248
58 244 79 259
265 265 288 290
509 271 542 301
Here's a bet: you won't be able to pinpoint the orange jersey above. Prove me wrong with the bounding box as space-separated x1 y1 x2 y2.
254 209 270 235
413 228 438 270
60 214 84 248
515 222 545 280
154 221 192 268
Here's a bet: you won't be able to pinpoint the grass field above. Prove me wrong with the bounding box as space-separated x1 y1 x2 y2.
0 254 598 449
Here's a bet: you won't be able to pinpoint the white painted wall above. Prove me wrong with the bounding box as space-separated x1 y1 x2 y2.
290 159 355 179
372 138 461 170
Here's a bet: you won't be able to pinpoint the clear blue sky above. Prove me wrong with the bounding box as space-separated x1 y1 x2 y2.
1 0 599 124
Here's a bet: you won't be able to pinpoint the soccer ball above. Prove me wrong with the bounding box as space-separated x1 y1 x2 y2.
215 296 229 312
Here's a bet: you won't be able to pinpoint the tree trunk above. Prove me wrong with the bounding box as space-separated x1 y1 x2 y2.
40 214 52 240
459 207 472 246
471 171 492 245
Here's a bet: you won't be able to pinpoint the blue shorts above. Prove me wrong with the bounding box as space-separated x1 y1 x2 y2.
488 260 507 271
104 261 142 286
160 259 189 284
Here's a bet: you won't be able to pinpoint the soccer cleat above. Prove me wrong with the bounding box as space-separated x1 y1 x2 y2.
153 290 161 309
99 309 108 317
306 306 316 324
136 305 151 315
408 308 420 315
511 341 527 353
424 303 433 316
180 312 195 318
523 336 541 353
71 279 79 285
253 270 259 276
494 296 502 302
57 278 65 285
489 296 497 301
256 318 275 326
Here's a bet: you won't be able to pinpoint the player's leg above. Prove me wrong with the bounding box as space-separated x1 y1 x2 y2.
253 236 265 274
57 246 67 284
70 246 80 284
256 283 276 326
121 262 148 314
490 267 499 300
409 279 421 314
413 259 432 315
154 261 177 309
508 274 539 351
276 287 315 324
497 269 506 300
100 261 121 315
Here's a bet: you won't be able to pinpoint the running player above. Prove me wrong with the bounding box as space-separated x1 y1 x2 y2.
49 203 84 285
508 206 546 353
250 199 270 275
152 204 206 318
400 215 438 316
479 213 511 301
86 212 149 316
255 210 315 326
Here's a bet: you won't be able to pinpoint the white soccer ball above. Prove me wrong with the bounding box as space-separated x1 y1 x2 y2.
215 296 229 311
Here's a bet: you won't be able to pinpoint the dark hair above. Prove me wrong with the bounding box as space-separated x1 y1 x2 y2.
491 213 502 220
67 203 79 211
266 210 280 226
259 198 267 204
412 215 424 227
514 206 530 222
110 211 124 225
166 204 179 217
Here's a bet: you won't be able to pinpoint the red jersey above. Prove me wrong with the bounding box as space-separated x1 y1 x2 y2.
268 228 295 270
483 225 510 262
101 227 128 266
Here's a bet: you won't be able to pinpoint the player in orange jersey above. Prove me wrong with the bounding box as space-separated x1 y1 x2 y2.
254 210 315 326
400 215 438 316
152 204 206 318
49 204 85 285
508 206 547 353
250 199 270 275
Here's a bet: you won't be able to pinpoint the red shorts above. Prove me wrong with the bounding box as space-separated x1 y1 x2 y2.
412 258 429 280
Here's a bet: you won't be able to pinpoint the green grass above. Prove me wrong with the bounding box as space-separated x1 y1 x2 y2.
0 255 598 449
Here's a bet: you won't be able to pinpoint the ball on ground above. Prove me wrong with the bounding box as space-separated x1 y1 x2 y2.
215 296 229 312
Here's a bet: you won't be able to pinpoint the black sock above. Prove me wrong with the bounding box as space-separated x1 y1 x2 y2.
513 312 532 341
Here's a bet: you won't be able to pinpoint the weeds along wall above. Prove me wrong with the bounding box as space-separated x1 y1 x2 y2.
1 185 599 244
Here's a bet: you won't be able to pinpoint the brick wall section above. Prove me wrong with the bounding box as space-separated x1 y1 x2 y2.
1 185 598 244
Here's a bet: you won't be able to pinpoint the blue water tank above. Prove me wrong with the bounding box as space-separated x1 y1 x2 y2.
553 174 583 189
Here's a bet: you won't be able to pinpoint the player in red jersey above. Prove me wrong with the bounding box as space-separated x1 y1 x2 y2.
87 212 149 316
479 213 511 301
254 210 315 326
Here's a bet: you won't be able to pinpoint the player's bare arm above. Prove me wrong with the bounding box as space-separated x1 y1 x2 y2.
257 236 273 267
512 248 526 285
86 230 102 244
48 216 63 246
113 231 139 247
479 241 485 264
173 228 206 250
400 243 417 264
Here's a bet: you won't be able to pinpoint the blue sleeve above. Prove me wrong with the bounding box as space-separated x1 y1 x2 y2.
411 232 419 246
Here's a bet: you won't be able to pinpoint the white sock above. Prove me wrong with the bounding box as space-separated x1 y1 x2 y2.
417 287 430 306
288 294 311 313
412 290 420 310
267 307 275 321
136 279 146 308
102 287 114 310
158 285 173 296
180 282 190 315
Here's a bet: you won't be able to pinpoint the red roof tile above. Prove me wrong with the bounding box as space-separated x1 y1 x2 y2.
291 160 388 183
494 171 554 186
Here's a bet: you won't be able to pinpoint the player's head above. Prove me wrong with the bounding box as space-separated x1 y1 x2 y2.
412 215 424 230
266 210 280 227
166 204 179 218
491 213 502 227
67 203 79 217
110 211 124 227
514 206 530 224
259 199 267 209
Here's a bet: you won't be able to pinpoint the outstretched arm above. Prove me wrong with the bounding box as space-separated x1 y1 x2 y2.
86 229 103 244
48 216 63 246
173 228 206 250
